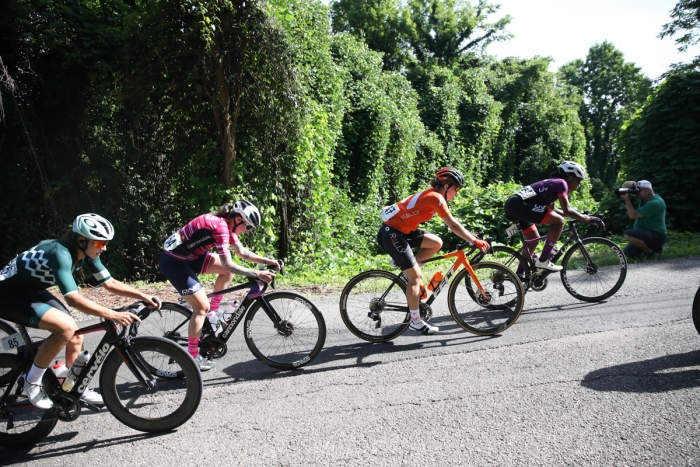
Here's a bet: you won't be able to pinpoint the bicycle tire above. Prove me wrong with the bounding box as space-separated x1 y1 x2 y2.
693 286 700 335
339 270 410 343
135 302 192 345
99 336 202 432
244 292 326 370
0 354 57 447
490 246 531 292
447 261 525 335
560 237 627 302
0 319 32 353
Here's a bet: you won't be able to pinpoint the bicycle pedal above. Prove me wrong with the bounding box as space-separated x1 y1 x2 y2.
79 399 102 413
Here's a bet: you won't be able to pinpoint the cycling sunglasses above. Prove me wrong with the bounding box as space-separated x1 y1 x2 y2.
92 240 109 248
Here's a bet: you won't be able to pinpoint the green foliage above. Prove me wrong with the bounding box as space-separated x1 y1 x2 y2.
559 42 652 199
660 0 700 53
616 68 700 232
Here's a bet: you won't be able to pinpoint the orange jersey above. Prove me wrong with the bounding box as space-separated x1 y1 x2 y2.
381 189 451 234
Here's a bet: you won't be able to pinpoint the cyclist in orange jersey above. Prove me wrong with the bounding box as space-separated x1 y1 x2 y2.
377 167 490 335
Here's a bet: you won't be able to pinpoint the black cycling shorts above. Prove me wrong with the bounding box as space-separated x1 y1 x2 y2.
158 251 210 296
504 195 553 230
0 288 72 329
377 224 425 271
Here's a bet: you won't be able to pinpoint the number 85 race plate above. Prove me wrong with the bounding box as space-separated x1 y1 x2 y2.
1 332 25 351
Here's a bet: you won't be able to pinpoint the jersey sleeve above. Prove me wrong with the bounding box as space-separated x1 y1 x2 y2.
556 179 569 198
212 218 231 256
431 192 451 219
83 257 112 287
51 245 81 296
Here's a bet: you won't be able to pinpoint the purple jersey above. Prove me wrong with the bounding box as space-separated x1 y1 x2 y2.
515 179 568 206
163 214 239 261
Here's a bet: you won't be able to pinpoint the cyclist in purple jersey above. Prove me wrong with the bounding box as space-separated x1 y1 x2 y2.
504 161 603 272
159 200 282 370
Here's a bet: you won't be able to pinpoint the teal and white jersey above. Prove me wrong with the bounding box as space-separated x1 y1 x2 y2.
0 240 111 296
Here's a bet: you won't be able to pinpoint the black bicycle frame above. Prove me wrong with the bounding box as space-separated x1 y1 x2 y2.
1 320 155 409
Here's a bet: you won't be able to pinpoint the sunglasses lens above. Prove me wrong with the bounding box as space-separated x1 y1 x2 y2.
245 224 255 231
93 241 107 248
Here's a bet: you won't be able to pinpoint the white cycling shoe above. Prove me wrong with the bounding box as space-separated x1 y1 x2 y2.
409 319 439 335
194 355 216 371
81 388 104 405
23 377 54 410
534 258 563 271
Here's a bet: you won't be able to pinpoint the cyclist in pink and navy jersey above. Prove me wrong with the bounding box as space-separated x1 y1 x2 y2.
159 200 282 371
504 161 602 273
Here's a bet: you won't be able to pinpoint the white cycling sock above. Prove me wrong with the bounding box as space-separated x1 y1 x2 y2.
410 309 420 322
26 364 48 385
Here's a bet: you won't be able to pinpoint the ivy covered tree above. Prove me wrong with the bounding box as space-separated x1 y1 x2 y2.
616 69 700 233
559 42 652 199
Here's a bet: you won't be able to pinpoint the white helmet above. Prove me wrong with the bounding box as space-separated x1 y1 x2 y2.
559 161 587 180
73 213 115 240
233 200 261 229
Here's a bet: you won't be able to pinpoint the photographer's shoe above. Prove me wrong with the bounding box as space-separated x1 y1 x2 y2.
535 258 563 271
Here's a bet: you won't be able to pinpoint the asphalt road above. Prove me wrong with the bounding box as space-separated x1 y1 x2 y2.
4 257 700 466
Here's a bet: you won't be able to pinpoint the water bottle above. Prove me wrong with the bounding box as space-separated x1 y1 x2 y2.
62 350 90 391
427 271 444 292
219 301 239 324
207 311 220 329
52 361 69 384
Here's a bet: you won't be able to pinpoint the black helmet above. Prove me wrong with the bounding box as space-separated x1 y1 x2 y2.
435 167 465 187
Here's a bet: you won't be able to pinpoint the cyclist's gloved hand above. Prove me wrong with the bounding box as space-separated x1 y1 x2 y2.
588 216 604 228
473 239 490 253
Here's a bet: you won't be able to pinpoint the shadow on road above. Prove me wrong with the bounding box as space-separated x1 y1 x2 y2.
582 350 700 393
0 431 172 463
210 327 502 386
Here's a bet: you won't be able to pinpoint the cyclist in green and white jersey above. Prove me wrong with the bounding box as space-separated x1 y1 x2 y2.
0 214 161 409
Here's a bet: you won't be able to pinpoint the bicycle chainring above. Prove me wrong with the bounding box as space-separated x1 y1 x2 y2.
200 336 228 359
52 392 81 422
530 274 548 291
419 302 433 321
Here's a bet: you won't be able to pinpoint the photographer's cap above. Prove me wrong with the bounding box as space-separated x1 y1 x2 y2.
636 180 653 189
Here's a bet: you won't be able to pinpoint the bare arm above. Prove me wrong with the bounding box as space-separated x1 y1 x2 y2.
622 194 643 219
101 278 160 308
64 290 141 326
231 242 280 267
442 214 479 243
558 196 591 222
218 253 276 282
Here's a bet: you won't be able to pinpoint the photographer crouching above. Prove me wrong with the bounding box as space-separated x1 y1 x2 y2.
615 180 667 259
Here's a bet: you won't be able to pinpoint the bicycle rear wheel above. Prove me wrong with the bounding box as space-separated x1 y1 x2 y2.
245 292 326 370
447 261 525 335
134 302 191 345
100 336 202 432
489 246 531 292
339 270 410 343
0 354 57 447
560 237 627 302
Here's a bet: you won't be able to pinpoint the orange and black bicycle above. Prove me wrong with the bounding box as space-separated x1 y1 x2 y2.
339 240 525 342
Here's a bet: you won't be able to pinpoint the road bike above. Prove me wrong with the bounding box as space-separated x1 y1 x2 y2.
488 217 627 302
339 240 525 343
133 271 326 371
0 303 203 447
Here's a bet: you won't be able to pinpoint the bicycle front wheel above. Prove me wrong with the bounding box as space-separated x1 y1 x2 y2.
560 237 627 302
339 270 410 343
0 354 57 447
100 336 202 432
244 292 326 370
447 261 525 335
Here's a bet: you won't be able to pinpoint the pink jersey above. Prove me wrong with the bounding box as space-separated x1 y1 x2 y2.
163 214 240 261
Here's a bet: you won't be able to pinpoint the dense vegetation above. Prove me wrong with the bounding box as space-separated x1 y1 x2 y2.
0 0 698 282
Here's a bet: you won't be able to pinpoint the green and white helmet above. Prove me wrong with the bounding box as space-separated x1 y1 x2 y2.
73 214 115 240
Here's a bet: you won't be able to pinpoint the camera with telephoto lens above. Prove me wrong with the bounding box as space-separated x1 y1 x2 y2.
614 181 639 196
